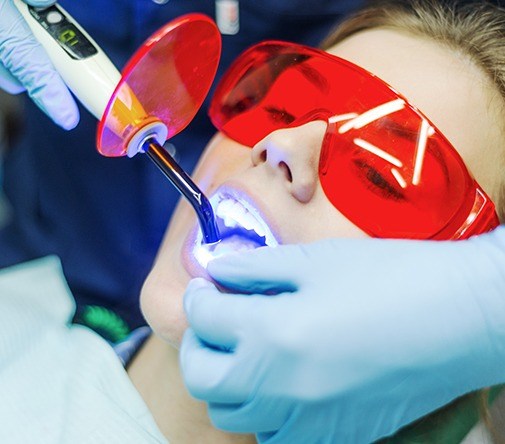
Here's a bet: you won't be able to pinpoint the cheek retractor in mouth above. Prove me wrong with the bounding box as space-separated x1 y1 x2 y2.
193 195 278 268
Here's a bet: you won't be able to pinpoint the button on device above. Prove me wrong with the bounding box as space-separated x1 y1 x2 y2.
152 0 169 4
46 10 63 24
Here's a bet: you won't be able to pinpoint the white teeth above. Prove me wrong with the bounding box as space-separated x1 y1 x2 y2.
231 202 249 226
220 199 259 233
194 193 278 269
252 220 266 237
218 201 240 228
224 215 238 228
216 199 236 217
240 211 258 231
211 194 277 246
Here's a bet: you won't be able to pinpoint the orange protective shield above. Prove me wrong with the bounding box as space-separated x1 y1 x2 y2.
97 14 221 157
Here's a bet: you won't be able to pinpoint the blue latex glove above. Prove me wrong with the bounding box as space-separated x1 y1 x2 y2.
181 227 505 443
0 0 79 129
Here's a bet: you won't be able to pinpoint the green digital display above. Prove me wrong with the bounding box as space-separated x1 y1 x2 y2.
58 29 79 47
29 5 98 60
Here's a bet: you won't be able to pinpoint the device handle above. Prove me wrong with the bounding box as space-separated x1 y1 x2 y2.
13 0 121 120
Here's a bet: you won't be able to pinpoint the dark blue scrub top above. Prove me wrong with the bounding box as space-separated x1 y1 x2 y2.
0 0 362 331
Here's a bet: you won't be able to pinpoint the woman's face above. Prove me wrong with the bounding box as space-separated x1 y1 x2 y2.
140 28 504 347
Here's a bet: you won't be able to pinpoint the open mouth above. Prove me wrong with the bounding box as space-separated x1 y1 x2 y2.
193 191 279 268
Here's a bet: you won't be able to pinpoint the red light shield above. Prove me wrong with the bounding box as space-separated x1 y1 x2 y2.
97 14 221 157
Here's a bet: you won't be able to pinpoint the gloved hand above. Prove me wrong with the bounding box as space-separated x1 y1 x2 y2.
0 0 79 129
181 227 505 443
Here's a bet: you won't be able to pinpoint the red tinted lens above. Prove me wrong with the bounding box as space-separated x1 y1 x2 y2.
210 43 334 145
210 41 497 239
98 14 221 157
320 114 474 239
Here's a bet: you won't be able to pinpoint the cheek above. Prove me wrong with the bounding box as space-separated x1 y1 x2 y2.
138 197 193 347
280 187 368 244
317 195 370 240
305 209 368 241
140 264 189 348
192 134 252 193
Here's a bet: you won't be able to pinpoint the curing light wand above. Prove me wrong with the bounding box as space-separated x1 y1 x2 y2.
143 139 220 244
14 1 223 244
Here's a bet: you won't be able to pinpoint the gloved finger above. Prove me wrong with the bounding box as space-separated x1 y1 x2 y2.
208 397 290 434
184 278 270 349
0 1 79 129
207 244 308 293
180 328 250 403
255 402 349 444
0 63 24 93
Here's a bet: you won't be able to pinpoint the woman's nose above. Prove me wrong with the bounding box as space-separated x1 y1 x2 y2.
251 121 326 203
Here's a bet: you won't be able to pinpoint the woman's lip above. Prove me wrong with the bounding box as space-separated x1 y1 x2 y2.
181 181 281 278
181 224 208 279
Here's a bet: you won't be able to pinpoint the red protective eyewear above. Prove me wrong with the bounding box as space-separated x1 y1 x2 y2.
209 41 499 240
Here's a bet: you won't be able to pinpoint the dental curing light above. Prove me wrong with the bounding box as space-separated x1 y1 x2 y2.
14 1 221 244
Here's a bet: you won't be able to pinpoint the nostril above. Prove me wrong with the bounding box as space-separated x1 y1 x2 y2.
252 146 268 166
278 161 293 182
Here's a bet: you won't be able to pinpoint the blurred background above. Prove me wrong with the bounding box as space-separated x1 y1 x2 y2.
0 90 21 229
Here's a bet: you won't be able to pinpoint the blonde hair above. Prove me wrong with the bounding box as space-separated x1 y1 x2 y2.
322 0 505 220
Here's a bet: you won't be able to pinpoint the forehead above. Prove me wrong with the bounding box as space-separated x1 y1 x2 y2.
326 28 505 200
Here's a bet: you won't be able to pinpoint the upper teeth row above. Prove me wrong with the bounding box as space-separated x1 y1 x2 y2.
214 196 278 246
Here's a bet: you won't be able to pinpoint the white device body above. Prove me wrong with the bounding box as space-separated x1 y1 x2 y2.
13 0 121 120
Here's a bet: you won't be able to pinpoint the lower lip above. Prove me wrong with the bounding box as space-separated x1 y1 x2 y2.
182 225 269 279
181 224 209 279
